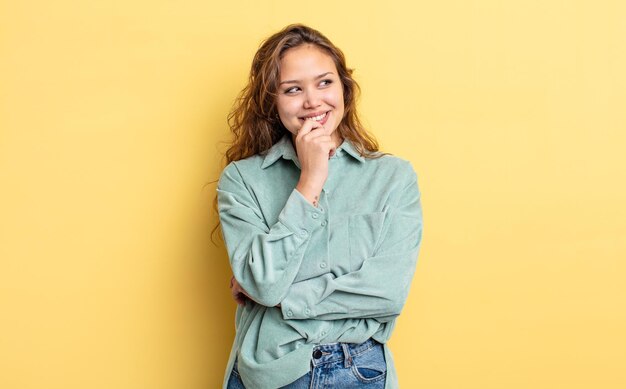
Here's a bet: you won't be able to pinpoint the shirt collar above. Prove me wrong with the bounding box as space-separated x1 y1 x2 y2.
261 133 365 169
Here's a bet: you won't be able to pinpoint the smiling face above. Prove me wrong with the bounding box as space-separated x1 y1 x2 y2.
276 44 345 142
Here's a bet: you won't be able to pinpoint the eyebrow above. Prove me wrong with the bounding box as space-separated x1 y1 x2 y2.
279 72 334 85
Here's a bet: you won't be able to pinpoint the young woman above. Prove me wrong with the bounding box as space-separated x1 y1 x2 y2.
215 23 423 389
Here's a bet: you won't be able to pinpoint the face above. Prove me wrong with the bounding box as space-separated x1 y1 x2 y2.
276 44 345 139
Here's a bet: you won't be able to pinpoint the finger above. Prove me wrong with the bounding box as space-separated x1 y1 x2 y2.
232 280 254 302
297 118 324 140
302 132 334 151
231 278 242 292
231 284 239 296
235 293 247 306
235 284 252 300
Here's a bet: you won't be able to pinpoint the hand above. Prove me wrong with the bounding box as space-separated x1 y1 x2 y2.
294 119 337 181
229 275 281 308
293 119 336 205
230 275 251 306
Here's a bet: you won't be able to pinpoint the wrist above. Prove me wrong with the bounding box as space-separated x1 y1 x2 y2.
296 180 323 207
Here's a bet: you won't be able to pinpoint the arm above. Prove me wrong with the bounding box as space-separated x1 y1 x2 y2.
279 162 423 322
217 162 324 307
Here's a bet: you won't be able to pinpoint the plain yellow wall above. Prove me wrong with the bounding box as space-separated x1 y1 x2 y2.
1 0 625 388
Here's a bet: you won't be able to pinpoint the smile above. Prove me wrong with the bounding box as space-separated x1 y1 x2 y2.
299 111 329 123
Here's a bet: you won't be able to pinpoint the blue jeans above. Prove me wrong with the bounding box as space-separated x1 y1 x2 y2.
227 338 387 388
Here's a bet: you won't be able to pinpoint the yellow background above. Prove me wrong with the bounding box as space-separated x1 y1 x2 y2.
1 0 625 388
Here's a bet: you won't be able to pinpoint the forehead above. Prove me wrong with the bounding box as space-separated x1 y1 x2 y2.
279 44 337 78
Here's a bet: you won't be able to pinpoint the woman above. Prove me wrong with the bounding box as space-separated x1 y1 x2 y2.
215 23 423 389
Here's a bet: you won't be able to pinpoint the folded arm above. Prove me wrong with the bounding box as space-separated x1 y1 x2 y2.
217 162 324 307
279 161 423 322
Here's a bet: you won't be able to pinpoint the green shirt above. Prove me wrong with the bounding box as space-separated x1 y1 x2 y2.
217 133 423 388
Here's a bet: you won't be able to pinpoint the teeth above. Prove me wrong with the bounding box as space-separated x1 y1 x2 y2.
305 112 327 121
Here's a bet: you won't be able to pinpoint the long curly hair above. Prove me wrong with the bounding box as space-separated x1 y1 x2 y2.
210 23 387 244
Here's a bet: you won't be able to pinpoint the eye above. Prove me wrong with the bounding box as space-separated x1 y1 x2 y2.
320 79 333 87
284 86 300 94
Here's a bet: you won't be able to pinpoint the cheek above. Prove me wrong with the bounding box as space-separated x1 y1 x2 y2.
326 86 344 110
277 99 300 118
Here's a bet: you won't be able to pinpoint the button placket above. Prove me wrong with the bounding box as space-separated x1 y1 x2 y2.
321 194 331 271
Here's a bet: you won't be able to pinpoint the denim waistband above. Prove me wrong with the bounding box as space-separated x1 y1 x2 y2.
311 338 381 367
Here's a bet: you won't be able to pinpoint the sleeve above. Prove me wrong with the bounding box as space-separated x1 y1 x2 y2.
217 162 325 307
279 161 423 322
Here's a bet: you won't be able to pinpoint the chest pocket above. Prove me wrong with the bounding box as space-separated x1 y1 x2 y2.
348 212 386 272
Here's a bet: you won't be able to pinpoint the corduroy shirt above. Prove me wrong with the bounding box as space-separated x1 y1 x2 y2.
217 133 423 388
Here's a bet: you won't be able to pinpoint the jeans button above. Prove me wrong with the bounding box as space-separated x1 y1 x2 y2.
312 349 322 359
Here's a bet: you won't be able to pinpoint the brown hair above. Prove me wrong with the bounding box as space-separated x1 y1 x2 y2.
210 23 387 244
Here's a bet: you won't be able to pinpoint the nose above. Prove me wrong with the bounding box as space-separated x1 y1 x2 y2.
303 88 322 109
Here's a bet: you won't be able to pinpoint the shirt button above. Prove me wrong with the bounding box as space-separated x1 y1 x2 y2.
320 262 327 269
321 220 327 227
319 206 324 212
320 331 327 337
312 213 319 219
287 310 293 317
299 229 308 238
305 308 311 315
312 349 322 359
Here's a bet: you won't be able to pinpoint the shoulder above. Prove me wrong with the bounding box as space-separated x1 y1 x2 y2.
366 153 418 184
218 154 266 186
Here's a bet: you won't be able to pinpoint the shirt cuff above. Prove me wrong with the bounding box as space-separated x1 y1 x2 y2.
278 188 325 238
280 274 332 319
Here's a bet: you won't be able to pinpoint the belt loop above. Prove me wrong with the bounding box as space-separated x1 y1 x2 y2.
341 343 353 368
